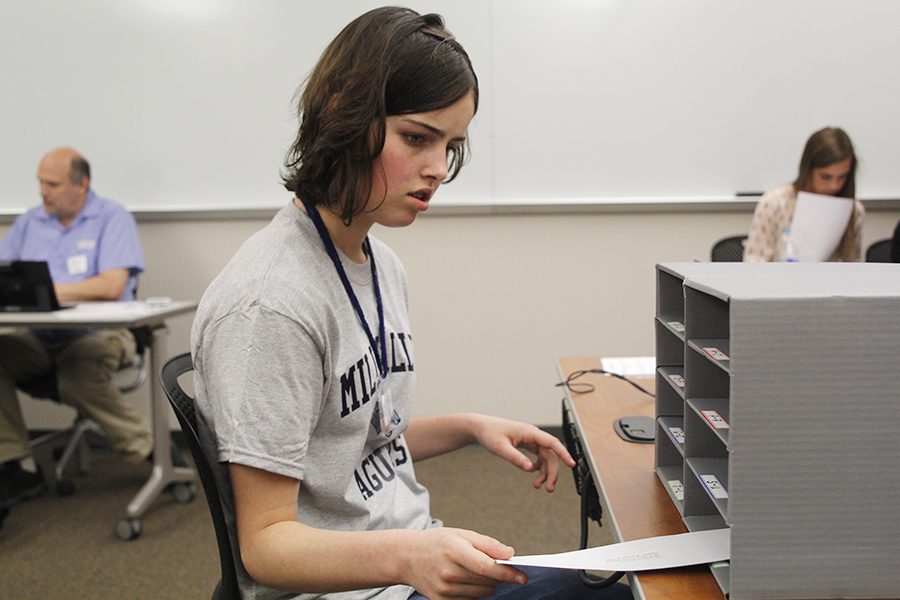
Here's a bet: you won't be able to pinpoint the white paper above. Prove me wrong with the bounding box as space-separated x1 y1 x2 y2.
790 191 854 261
53 301 162 321
600 356 655 377
499 528 730 572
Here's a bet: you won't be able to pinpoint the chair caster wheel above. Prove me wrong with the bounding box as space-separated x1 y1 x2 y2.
116 517 143 541
171 482 196 504
56 479 76 496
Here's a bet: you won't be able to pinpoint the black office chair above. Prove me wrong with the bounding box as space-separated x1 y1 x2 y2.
710 235 748 262
22 326 153 496
161 352 240 600
865 238 893 263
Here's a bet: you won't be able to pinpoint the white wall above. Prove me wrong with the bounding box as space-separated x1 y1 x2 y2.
3 0 900 212
11 206 899 429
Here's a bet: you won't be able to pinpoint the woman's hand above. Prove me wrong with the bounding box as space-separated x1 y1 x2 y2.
231 464 525 596
470 415 576 492
404 527 526 599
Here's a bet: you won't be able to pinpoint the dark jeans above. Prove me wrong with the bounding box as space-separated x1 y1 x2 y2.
407 566 632 599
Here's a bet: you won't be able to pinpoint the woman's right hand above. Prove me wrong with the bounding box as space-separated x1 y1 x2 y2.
403 527 527 599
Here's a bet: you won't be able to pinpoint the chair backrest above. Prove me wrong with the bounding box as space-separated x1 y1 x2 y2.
160 353 240 600
711 235 748 262
865 238 893 263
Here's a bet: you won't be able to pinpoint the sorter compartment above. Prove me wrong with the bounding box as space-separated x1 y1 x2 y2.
686 456 729 523
656 267 685 325
681 473 727 532
687 338 731 374
683 285 729 341
655 368 684 417
683 345 729 399
683 407 729 524
709 560 730 597
654 420 685 514
656 316 685 340
657 415 685 455
657 366 685 397
686 397 730 446
683 407 728 459
655 319 684 367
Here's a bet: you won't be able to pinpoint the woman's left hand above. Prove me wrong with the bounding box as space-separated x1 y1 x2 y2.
471 415 576 492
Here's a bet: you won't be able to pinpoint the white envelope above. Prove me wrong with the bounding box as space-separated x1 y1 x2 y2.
499 528 730 572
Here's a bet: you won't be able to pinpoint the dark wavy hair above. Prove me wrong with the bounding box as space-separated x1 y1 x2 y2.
282 7 479 224
792 127 860 260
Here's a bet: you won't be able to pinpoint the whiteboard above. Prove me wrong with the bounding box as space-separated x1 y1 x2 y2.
2 0 899 213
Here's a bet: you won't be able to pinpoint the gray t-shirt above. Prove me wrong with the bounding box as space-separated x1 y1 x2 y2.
192 202 433 600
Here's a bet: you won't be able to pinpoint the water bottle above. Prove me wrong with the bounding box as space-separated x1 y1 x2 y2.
779 227 798 262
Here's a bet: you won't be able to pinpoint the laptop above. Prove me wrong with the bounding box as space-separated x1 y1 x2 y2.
0 260 71 312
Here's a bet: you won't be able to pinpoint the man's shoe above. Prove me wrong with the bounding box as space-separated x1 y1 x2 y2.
0 461 48 507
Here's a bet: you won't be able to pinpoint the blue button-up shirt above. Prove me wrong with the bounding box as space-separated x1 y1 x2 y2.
0 189 144 300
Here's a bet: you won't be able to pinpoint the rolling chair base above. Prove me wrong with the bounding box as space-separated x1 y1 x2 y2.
29 417 102 496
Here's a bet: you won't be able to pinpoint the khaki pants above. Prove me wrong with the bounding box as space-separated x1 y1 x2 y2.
0 328 153 463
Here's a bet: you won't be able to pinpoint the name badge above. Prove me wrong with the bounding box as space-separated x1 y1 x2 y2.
75 239 96 251
67 254 89 276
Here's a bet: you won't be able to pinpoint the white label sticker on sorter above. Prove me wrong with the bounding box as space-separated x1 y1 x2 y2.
667 373 685 388
700 474 728 499
668 426 685 445
667 321 685 333
700 410 730 430
666 479 684 501
702 346 729 361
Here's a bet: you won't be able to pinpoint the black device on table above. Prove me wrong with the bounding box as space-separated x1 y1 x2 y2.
0 261 70 312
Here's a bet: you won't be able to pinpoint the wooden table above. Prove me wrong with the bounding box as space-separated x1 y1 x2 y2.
559 357 723 600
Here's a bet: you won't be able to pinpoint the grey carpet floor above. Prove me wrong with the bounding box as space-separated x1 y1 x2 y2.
0 445 617 599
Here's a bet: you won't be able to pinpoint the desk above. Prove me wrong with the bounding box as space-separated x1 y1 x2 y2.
0 300 198 540
559 356 722 600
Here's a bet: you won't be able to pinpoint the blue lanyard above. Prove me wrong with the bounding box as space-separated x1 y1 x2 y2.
301 198 388 380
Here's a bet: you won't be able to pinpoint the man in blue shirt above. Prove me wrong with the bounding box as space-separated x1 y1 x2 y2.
0 147 152 507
